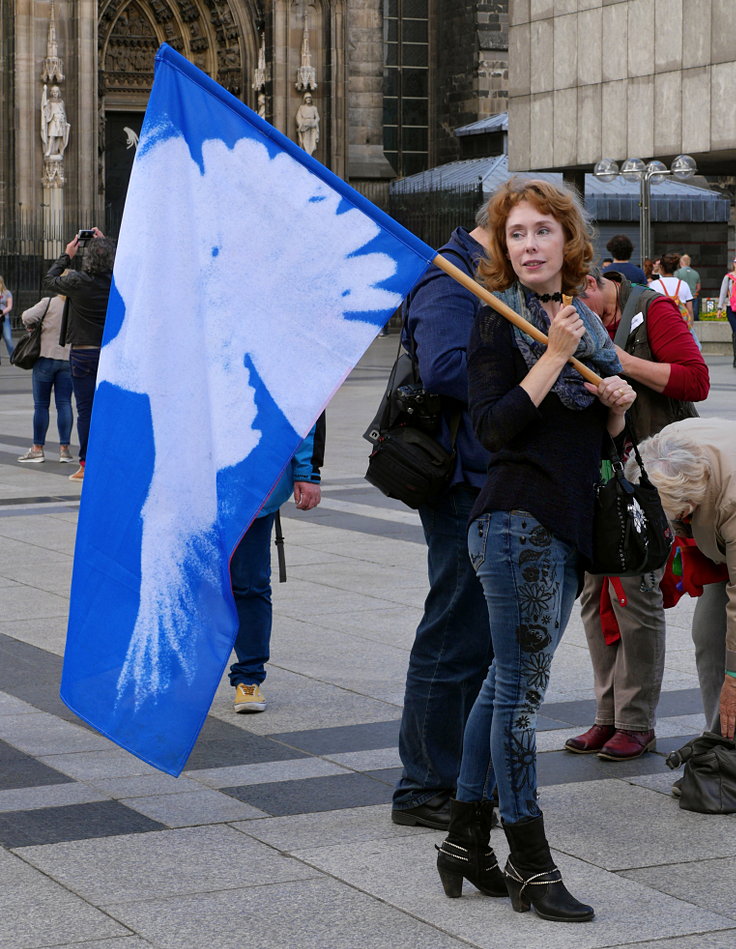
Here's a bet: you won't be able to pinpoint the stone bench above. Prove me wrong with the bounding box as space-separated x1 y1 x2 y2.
693 319 731 355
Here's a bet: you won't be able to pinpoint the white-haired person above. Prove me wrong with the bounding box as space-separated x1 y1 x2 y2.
631 417 736 741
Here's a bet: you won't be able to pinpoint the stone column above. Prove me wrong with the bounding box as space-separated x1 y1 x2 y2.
70 0 100 225
271 0 290 136
346 0 393 181
14 0 42 220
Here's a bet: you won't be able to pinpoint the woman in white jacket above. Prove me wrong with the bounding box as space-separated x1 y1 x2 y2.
17 294 74 464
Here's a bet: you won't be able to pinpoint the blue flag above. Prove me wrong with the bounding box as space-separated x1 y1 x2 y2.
60 44 434 776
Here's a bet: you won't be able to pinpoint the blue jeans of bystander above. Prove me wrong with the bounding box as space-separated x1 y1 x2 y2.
1 315 14 358
228 511 277 687
456 510 579 824
32 357 73 446
393 485 493 810
69 348 101 463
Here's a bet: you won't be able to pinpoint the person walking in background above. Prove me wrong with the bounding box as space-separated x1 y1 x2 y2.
43 227 116 482
717 256 736 368
566 267 709 761
435 178 635 922
602 234 646 285
0 276 15 362
16 291 74 464
649 251 694 326
229 415 325 713
391 206 494 832
675 254 701 321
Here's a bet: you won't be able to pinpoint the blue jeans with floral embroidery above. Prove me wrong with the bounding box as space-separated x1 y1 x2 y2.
456 510 579 824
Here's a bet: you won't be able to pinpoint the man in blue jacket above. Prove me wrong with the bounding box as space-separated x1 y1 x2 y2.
229 415 325 712
391 207 494 829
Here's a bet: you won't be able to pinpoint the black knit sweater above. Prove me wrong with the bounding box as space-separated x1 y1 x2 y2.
467 307 608 559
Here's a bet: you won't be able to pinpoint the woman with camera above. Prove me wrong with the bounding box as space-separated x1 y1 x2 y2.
43 227 116 482
434 179 635 922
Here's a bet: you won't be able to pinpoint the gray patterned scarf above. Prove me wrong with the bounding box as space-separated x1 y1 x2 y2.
493 283 622 410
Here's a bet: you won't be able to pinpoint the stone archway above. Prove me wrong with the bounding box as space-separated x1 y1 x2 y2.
98 0 255 102
97 0 259 229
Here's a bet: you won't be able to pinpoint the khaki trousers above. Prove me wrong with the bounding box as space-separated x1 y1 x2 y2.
580 570 666 731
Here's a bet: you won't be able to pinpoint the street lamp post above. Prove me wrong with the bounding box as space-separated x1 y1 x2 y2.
593 155 697 263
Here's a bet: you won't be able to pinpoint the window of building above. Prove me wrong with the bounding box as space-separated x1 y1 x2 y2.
383 0 430 178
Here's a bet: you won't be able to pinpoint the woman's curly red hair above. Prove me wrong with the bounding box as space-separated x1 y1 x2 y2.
477 178 594 294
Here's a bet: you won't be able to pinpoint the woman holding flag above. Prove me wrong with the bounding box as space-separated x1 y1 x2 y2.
434 179 635 922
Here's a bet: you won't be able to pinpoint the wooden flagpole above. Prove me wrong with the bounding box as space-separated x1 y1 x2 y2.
432 253 603 387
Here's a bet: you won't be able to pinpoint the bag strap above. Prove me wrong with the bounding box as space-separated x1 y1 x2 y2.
403 304 462 449
447 411 461 449
404 245 473 449
607 421 654 488
613 284 648 346
59 297 70 347
37 297 52 327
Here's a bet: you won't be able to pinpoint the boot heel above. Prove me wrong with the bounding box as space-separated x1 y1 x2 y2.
437 863 463 898
505 876 531 912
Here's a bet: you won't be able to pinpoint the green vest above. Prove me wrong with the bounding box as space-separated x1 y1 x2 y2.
616 279 698 441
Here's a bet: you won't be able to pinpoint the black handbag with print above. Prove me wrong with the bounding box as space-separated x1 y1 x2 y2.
588 430 673 577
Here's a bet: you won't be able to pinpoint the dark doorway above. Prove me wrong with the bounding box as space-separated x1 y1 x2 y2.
105 111 144 236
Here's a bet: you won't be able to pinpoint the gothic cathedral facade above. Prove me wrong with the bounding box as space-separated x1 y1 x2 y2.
0 1 508 235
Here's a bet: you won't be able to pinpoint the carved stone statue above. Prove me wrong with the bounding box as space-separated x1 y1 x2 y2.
296 93 319 156
257 93 267 119
41 84 70 158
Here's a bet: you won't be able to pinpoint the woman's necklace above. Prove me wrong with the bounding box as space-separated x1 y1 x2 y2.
531 291 563 303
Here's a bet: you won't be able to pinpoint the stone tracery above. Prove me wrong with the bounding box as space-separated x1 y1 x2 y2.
98 0 246 98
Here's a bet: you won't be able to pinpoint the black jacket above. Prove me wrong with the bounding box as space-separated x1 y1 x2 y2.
43 253 112 347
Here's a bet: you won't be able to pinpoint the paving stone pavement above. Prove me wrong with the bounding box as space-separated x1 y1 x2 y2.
1 340 735 948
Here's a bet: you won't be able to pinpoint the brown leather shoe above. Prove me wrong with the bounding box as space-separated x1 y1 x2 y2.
597 728 656 761
564 724 615 754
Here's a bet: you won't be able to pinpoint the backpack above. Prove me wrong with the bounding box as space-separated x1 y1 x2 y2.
657 278 689 323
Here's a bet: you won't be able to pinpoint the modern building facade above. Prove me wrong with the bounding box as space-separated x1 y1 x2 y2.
507 0 736 177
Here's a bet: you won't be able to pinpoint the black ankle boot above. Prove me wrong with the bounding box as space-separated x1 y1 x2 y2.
435 799 506 898
502 815 594 922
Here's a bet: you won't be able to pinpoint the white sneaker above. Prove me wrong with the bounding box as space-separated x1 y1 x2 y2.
18 447 44 463
59 447 74 463
233 683 266 713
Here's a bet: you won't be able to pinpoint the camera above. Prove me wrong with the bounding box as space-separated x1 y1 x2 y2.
395 383 442 433
77 229 95 242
